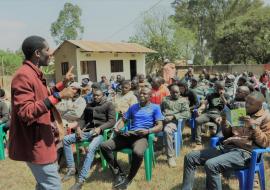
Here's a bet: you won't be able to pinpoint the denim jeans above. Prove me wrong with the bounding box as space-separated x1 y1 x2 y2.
27 162 61 190
63 131 103 182
182 146 251 190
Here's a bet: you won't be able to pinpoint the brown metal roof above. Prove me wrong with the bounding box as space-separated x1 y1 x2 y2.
54 40 157 54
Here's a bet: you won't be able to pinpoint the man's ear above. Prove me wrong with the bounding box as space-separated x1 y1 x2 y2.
34 49 40 58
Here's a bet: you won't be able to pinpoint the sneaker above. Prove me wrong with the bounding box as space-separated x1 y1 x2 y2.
116 178 132 190
113 174 126 188
168 157 177 168
69 181 84 190
62 168 76 182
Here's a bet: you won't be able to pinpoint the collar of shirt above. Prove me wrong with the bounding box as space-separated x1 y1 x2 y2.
23 60 46 84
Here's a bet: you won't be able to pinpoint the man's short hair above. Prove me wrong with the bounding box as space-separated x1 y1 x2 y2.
215 81 225 88
121 80 131 86
248 91 265 103
22 36 46 60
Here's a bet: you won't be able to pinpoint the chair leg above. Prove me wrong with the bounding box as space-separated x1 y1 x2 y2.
75 143 80 168
174 132 179 157
99 149 108 171
258 163 266 190
237 171 247 190
0 128 5 160
144 148 151 182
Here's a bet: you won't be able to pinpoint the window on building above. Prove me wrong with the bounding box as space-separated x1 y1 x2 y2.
61 62 69 75
110 60 123 72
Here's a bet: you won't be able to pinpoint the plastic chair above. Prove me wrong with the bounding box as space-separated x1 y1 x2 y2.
116 133 155 182
75 128 111 171
75 112 119 170
210 136 270 190
156 119 184 157
0 123 7 160
189 109 197 141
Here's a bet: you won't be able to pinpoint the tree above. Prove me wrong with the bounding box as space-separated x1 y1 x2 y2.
0 50 23 75
51 2 84 45
172 0 264 64
129 9 195 74
212 6 270 64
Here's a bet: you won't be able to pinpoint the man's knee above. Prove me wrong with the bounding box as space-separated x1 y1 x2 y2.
133 141 148 158
204 159 219 174
100 140 113 151
63 135 72 146
133 147 145 158
184 151 199 165
164 126 173 134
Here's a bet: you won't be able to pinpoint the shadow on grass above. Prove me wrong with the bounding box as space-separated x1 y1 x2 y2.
170 175 233 190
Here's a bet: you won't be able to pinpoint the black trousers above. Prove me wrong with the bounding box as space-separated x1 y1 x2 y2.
100 134 148 181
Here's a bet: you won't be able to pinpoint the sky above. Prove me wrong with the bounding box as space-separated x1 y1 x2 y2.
0 0 270 51
0 0 173 51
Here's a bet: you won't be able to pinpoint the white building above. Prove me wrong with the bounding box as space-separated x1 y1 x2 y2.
53 40 156 82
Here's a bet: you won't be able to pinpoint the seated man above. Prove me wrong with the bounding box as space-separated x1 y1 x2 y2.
112 80 138 117
181 91 270 190
195 81 230 145
0 89 10 132
100 87 163 189
56 82 86 129
228 86 250 109
161 84 190 167
190 77 206 100
177 81 199 111
62 89 116 190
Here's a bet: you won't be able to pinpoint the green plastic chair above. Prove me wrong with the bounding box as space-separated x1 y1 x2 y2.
115 133 155 182
75 128 111 171
75 112 119 170
0 123 7 160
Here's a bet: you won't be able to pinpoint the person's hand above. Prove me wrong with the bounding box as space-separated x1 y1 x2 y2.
219 89 225 97
136 129 149 136
59 87 77 99
93 127 101 135
113 127 121 134
76 127 83 140
63 66 75 84
241 116 257 130
197 109 203 115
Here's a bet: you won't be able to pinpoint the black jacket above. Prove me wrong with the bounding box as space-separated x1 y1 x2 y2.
84 98 116 131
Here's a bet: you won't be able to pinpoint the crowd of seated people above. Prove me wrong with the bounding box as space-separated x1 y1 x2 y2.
4 69 269 190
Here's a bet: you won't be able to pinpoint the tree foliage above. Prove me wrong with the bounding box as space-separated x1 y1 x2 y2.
213 6 270 64
172 0 265 64
129 9 195 74
0 50 23 75
51 2 84 45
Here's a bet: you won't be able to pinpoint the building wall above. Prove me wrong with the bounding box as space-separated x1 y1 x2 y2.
176 64 270 78
76 50 145 82
54 42 78 82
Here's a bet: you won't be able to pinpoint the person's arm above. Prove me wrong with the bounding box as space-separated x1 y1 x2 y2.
98 102 116 131
0 102 9 123
149 120 163 133
173 100 191 120
13 73 77 126
248 119 270 148
198 99 208 114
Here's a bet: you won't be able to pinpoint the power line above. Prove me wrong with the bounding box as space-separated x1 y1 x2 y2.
104 0 164 41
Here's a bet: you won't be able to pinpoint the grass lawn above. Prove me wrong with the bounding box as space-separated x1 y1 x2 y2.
1 127 270 190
